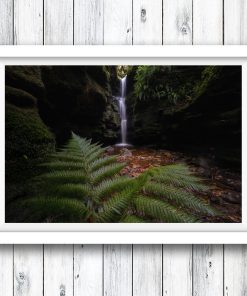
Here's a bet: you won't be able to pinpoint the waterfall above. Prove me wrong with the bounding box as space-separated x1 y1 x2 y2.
116 76 129 146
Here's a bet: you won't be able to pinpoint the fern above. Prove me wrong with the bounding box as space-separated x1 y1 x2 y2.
20 133 221 223
21 133 135 222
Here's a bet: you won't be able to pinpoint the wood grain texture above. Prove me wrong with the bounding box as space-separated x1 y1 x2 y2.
44 0 73 45
0 0 13 45
224 0 247 45
74 244 103 296
14 0 43 45
0 245 13 296
74 0 103 45
133 0 162 44
1 1 247 295
163 0 192 44
104 0 132 45
163 245 192 295
193 245 223 296
14 245 43 296
44 245 73 296
104 245 132 296
193 0 223 44
133 245 162 296
224 245 247 296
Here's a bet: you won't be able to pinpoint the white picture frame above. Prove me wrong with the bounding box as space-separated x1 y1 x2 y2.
1 45 246 244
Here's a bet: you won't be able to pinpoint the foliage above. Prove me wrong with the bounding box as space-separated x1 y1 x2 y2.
133 66 219 107
117 66 132 79
19 134 220 223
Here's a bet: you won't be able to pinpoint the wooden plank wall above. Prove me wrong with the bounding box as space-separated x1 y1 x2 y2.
1 0 247 45
0 0 247 295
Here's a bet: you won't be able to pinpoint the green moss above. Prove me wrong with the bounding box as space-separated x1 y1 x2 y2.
5 104 55 161
5 86 37 108
193 66 220 99
5 66 44 98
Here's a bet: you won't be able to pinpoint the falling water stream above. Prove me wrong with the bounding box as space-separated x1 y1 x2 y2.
116 76 130 146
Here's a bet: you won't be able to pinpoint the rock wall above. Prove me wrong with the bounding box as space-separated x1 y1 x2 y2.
127 66 241 168
5 65 120 204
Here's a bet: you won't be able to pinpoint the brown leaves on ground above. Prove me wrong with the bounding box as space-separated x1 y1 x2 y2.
106 146 242 223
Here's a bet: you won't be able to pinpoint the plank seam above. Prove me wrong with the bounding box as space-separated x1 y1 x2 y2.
12 0 14 44
73 0 74 45
13 245 14 295
132 244 133 296
192 244 194 295
192 0 194 45
73 244 75 296
161 244 164 296
162 0 163 45
131 0 133 45
43 0 45 45
223 244 225 296
223 0 225 45
103 244 105 296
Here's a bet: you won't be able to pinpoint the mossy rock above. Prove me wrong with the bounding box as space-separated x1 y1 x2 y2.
5 66 44 99
6 86 37 108
5 103 55 161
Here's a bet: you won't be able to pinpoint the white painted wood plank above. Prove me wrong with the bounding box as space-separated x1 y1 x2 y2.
14 245 43 296
193 0 223 44
104 0 132 45
133 245 162 296
74 244 103 296
224 0 247 45
163 245 192 295
163 0 192 45
193 245 223 296
44 245 73 296
44 0 73 45
74 0 103 45
224 245 247 296
104 245 132 296
0 0 13 45
0 245 13 296
14 0 43 45
133 0 162 44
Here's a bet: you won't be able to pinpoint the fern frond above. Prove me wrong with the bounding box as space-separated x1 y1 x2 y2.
40 161 84 171
153 164 208 192
37 170 87 184
144 182 217 216
23 133 221 223
91 163 125 184
96 187 134 222
121 215 145 223
95 176 133 199
91 155 117 171
48 184 91 200
21 197 87 222
134 196 198 223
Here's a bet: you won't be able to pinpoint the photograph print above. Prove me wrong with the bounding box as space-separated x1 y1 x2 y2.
5 65 242 223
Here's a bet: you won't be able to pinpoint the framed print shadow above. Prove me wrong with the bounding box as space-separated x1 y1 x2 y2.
0 46 246 243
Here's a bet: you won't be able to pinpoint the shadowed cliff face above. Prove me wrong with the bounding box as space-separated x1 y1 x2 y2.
39 66 120 144
5 66 120 203
127 66 241 168
6 66 120 146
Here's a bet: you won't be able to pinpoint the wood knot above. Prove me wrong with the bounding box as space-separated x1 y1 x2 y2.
180 22 189 35
16 272 25 284
60 285 66 296
141 8 146 22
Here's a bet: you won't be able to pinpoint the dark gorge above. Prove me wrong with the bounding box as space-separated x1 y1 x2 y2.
5 65 242 223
